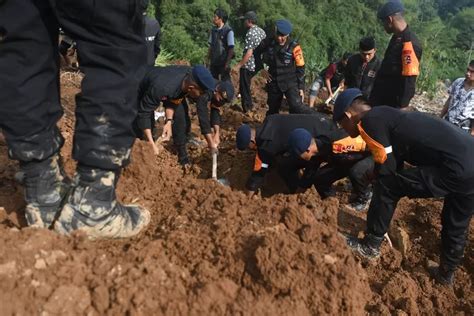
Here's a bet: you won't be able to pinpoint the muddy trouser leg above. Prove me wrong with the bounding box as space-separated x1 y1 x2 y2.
0 1 71 228
440 192 474 271
348 156 374 196
172 103 189 164
240 68 254 112
266 83 284 116
52 0 150 238
284 86 315 114
53 0 147 170
0 0 63 162
367 168 439 239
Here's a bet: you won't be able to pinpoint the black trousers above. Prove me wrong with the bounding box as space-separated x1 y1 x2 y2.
239 68 255 112
171 101 191 147
266 82 314 116
210 64 230 81
313 156 374 195
368 167 474 270
0 0 146 170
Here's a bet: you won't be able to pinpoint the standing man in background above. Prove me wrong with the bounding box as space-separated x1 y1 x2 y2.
370 1 422 109
345 36 381 99
263 19 313 116
142 0 161 66
440 60 474 135
234 11 266 113
208 8 235 81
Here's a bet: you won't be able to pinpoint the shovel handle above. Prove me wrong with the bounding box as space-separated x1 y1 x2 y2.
212 152 217 179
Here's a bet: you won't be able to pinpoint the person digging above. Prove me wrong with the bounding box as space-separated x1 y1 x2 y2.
333 88 474 285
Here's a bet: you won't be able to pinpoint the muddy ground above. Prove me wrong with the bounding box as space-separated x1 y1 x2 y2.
0 71 472 315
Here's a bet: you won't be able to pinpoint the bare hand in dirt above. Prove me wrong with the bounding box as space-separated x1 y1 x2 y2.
152 143 160 156
161 122 172 141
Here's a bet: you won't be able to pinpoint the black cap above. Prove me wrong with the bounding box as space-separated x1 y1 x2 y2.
238 11 257 21
236 124 252 150
359 36 376 51
377 1 404 20
192 65 216 92
333 88 363 122
342 52 352 60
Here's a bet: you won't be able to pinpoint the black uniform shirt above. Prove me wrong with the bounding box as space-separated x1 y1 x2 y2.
137 65 190 130
144 16 161 66
256 113 336 164
345 54 381 98
370 26 422 107
359 106 474 179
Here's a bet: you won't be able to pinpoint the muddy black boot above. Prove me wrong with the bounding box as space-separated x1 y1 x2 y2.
346 191 372 212
430 259 455 286
54 166 150 239
346 233 383 259
177 145 190 166
21 155 70 228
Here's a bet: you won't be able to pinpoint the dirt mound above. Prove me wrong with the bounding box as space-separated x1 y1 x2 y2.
0 72 472 315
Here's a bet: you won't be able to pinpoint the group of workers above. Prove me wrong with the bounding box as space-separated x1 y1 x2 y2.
0 0 472 288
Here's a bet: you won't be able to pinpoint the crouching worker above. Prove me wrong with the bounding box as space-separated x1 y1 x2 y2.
333 88 474 285
136 65 216 165
235 113 336 192
196 81 234 152
288 128 374 211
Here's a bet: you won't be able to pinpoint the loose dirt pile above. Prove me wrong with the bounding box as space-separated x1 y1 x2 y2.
0 72 472 315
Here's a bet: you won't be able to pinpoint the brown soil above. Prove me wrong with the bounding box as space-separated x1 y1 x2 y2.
0 71 472 315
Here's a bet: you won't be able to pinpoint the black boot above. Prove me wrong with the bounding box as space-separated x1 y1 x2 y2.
54 166 150 239
21 155 70 228
430 259 455 285
346 190 372 212
177 145 190 166
346 233 383 259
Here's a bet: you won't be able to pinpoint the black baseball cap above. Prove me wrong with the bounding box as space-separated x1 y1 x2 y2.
238 11 257 21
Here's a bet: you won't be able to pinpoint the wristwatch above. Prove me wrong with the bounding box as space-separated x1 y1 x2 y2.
165 118 173 124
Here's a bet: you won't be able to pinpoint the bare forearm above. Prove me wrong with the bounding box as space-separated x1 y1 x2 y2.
440 98 450 118
238 49 253 67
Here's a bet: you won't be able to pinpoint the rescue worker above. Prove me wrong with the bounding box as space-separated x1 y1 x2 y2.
0 0 150 238
333 88 474 285
288 128 374 211
208 8 235 81
136 65 215 164
370 1 422 108
262 19 313 116
309 52 351 108
142 0 161 66
344 36 381 98
235 113 336 192
234 11 266 113
195 80 235 150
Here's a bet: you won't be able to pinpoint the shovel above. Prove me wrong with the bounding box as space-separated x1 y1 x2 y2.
212 151 230 186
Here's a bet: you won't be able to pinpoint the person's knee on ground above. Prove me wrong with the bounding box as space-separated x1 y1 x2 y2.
54 165 150 239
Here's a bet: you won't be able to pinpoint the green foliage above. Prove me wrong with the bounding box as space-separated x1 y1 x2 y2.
154 48 175 66
151 0 473 94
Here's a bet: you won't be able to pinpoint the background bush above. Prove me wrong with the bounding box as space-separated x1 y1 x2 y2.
150 0 473 95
